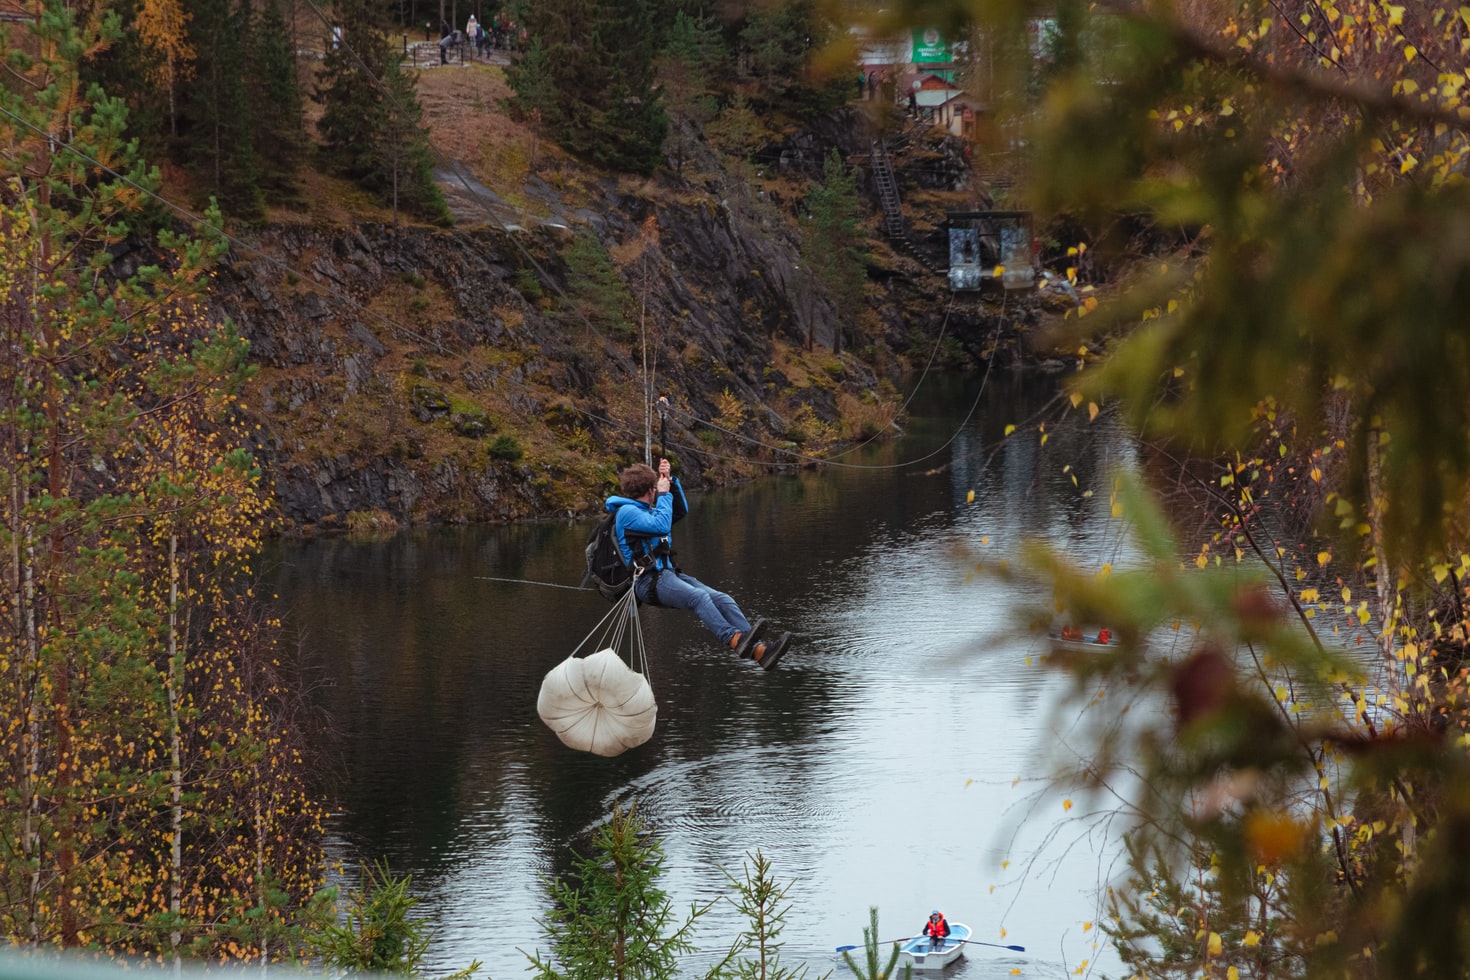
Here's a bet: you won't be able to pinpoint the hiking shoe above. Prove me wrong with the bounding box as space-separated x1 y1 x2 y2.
756 631 793 670
733 619 767 659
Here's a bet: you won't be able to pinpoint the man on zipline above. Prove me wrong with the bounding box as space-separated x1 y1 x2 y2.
606 457 791 669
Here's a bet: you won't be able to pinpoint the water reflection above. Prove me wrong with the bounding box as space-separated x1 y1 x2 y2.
269 371 1136 978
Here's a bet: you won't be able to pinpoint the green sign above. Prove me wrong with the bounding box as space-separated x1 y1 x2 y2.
911 27 949 63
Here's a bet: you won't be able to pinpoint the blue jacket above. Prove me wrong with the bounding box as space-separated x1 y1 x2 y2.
604 477 688 571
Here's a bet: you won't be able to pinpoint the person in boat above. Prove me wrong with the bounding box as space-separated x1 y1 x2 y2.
606 458 791 669
923 910 951 948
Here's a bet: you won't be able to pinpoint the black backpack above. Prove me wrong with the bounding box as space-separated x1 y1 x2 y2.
583 511 635 602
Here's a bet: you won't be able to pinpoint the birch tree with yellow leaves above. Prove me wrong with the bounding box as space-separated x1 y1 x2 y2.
133 0 193 137
0 1 325 960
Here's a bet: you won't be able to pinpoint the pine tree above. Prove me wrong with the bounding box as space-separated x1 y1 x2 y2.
509 0 668 175
246 0 305 203
316 0 450 224
657 10 725 175
181 0 265 221
799 150 866 353
736 0 849 120
840 908 909 980
722 851 820 980
562 231 632 337
526 801 707 980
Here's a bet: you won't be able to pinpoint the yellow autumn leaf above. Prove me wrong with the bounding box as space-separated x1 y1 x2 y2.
1228 967 1240 980
1063 799 1074 811
966 489 975 503
1088 402 1100 421
1244 930 1262 947
1404 43 1418 61
1300 588 1319 603
1208 932 1223 956
1317 551 1332 566
1069 391 1084 408
1005 424 1016 436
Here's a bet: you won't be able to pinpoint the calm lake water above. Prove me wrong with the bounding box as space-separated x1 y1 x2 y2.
267 371 1142 979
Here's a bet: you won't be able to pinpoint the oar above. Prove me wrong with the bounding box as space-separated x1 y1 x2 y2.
959 939 1027 952
834 937 915 953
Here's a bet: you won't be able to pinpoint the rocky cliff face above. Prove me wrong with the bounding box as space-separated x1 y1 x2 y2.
210 119 1032 532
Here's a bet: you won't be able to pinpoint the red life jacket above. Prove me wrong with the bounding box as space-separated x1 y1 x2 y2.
926 914 949 938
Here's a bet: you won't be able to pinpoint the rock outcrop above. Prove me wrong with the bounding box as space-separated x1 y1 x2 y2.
210 119 1034 531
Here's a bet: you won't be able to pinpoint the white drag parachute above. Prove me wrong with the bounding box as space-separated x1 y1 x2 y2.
537 579 656 756
537 648 656 756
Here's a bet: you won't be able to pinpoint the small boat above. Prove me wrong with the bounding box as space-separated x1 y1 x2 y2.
896 922 971 971
1047 627 1117 654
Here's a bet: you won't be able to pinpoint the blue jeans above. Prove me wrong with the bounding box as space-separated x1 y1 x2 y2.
637 570 751 646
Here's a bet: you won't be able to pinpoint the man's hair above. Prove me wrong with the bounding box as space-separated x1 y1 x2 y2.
619 463 658 499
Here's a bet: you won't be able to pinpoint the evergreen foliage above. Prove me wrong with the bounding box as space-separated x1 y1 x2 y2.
180 0 264 221
245 0 306 203
527 801 708 980
840 907 908 980
736 0 850 119
705 91 766 162
658 10 726 174
308 859 481 977
0 0 325 957
316 0 450 224
799 150 866 352
507 0 669 175
721 851 821 980
562 231 633 337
